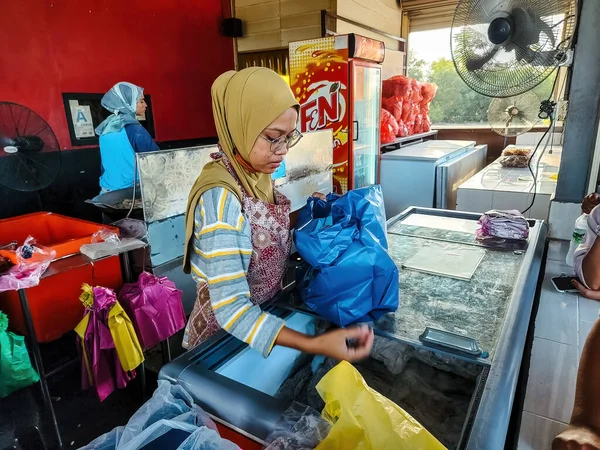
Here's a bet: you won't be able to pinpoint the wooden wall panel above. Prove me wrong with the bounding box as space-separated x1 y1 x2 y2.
235 0 330 51
244 17 281 34
336 0 402 38
280 11 322 29
280 0 331 16
236 1 279 21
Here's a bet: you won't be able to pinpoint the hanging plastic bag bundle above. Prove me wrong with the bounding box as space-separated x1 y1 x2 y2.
315 361 446 450
0 311 40 398
74 284 144 402
294 185 399 327
119 272 186 350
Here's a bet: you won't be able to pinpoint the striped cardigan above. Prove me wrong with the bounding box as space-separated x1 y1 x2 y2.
189 187 286 357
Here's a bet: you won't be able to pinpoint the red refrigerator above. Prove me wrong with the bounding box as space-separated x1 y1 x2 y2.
289 34 384 194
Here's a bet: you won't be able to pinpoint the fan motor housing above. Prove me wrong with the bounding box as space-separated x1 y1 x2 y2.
488 17 512 45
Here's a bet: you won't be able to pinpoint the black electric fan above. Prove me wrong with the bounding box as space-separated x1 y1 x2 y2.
0 102 61 192
451 0 577 98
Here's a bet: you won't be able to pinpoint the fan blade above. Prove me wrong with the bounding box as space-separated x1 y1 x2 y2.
465 46 499 71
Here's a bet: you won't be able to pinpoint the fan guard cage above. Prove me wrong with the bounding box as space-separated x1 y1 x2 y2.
488 90 541 137
0 102 61 192
451 0 577 98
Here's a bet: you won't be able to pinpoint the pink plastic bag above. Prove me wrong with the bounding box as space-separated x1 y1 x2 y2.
119 272 186 350
0 237 56 293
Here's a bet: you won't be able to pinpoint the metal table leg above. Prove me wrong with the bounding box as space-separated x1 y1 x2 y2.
120 251 133 283
18 289 63 449
161 339 172 364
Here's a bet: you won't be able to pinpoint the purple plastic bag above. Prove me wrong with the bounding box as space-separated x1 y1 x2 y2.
119 273 186 350
77 287 136 402
477 210 529 241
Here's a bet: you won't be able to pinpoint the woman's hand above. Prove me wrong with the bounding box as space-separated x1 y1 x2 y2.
553 426 600 449
582 193 600 215
572 279 600 301
310 325 374 362
312 192 327 201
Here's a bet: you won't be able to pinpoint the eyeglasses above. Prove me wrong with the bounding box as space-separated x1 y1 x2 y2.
259 130 303 155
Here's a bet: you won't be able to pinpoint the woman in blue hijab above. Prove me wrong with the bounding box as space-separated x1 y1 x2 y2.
96 82 159 193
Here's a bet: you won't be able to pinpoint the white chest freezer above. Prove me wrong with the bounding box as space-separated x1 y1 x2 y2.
380 140 486 218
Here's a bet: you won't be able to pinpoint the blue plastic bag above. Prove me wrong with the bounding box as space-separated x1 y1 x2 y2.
294 186 399 327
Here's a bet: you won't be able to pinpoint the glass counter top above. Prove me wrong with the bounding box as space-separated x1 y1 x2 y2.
376 213 527 360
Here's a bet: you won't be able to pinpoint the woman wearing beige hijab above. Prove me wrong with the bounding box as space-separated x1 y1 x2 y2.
182 68 373 360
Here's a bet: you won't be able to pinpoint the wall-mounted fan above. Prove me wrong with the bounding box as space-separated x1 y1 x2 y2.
451 0 577 98
488 90 541 137
0 102 61 191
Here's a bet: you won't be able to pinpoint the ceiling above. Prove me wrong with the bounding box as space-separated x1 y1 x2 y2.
400 0 459 31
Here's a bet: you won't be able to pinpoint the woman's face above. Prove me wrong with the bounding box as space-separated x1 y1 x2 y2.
248 107 298 174
136 96 147 117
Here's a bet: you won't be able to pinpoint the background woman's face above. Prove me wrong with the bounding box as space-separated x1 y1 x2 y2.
248 107 298 174
136 96 147 116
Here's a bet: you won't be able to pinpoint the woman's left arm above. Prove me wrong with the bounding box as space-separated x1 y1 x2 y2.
126 124 159 153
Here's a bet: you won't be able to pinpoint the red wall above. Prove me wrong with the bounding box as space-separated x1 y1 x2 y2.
0 0 234 149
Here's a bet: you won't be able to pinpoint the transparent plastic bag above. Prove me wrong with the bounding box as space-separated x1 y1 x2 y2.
80 381 237 450
264 403 331 450
499 147 531 168
498 155 529 168
0 237 55 293
84 226 145 260
477 210 529 243
92 228 121 245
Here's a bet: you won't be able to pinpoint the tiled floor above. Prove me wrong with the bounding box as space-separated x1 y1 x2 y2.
517 240 600 449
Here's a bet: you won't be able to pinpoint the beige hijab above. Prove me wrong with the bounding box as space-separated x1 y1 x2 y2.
183 67 299 274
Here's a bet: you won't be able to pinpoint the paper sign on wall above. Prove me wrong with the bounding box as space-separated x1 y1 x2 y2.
69 101 94 139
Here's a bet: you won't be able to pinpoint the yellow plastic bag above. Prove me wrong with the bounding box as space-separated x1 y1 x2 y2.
108 302 144 372
316 361 446 450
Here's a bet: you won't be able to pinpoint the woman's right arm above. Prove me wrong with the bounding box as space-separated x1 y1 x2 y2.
193 188 373 361
192 188 285 358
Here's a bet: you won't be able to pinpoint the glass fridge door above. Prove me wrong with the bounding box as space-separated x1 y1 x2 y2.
351 62 381 189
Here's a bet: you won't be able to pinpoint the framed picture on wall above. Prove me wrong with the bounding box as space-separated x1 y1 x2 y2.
62 93 155 146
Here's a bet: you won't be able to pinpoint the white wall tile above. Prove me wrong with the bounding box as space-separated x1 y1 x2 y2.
549 202 582 240
528 193 552 221
491 191 532 213
455 188 493 214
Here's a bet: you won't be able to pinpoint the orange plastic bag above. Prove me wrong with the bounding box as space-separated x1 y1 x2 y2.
380 109 399 144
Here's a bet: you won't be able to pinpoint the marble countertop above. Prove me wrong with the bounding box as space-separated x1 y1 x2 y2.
374 214 527 360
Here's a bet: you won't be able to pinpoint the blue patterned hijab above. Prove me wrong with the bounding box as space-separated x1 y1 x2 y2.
95 82 144 136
